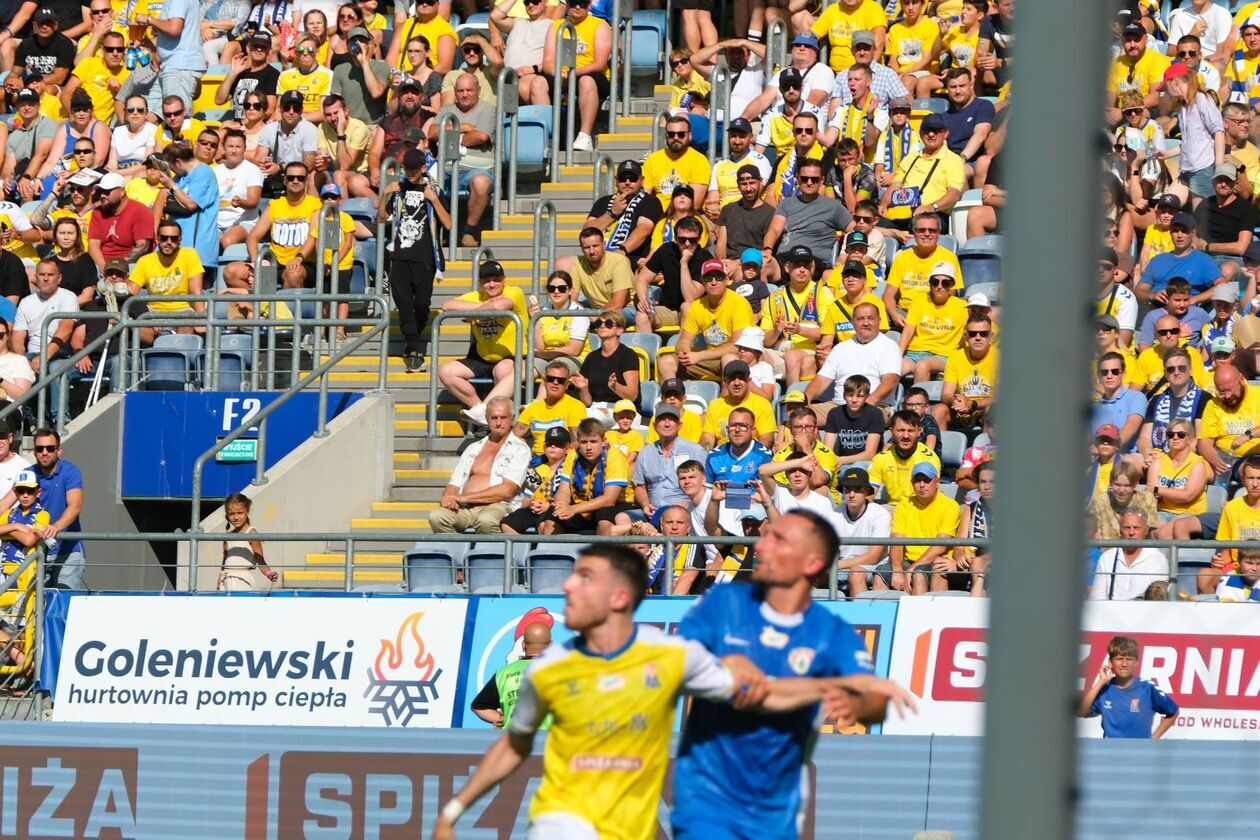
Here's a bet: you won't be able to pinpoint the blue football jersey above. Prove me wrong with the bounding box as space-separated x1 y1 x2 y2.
673 582 874 839
705 441 773 485
1088 678 1179 739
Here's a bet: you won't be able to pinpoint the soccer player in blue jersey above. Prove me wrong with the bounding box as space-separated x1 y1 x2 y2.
1078 635 1179 739
671 509 916 840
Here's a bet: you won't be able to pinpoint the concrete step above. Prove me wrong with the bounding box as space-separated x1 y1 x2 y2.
518 196 598 214
350 517 432 531
306 552 403 567
283 568 404 588
394 469 454 488
371 501 439 513
498 211 589 229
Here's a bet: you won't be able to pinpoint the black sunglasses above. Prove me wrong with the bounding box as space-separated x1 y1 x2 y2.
125 105 146 113
163 110 184 118
33 445 56 453
592 318 617 329
282 103 302 111
853 215 875 223
666 130 688 138
929 278 954 288
966 330 990 338
284 174 307 181
1156 328 1180 336
1168 430 1190 439
798 175 821 184
544 375 568 384
676 236 699 245
546 284 569 292
103 46 125 53
157 233 181 242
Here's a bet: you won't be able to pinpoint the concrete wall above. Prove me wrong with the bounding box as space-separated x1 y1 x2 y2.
177 392 394 590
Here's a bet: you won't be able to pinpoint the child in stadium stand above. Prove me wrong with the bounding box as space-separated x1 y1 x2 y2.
432 543 912 840
218 493 277 592
1078 636 1179 739
1216 546 1260 602
0 471 48 566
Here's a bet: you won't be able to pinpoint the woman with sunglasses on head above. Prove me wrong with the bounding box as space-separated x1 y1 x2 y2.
387 0 456 74
326 3 364 66
108 96 159 179
531 270 589 384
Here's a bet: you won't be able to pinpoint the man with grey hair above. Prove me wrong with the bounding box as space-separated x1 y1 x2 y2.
1220 101 1259 201
1090 508 1170 601
430 397 531 534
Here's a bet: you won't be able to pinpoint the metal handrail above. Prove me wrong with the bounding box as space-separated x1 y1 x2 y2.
530 199 558 298
592 152 615 201
434 108 463 260
608 0 628 130
707 53 731 165
374 156 400 299
549 20 579 180
0 545 43 701
424 309 524 437
492 66 520 230
765 17 789 76
650 105 672 152
521 306 604 406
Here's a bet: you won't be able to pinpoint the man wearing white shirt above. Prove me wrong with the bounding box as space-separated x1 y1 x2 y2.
804 302 902 423
755 451 835 520
0 427 30 498
428 397 531 534
691 40 766 121
12 261 78 374
1167 0 1233 66
1090 509 1170 601
831 467 892 595
215 130 265 248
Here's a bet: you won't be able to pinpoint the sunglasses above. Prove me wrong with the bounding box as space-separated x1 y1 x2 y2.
1165 365 1188 373
592 318 617 329
198 139 218 147
544 375 568 384
676 236 699 245
90 7 110 14
249 42 268 49
163 110 184 118
922 127 943 136
913 227 939 234
966 330 990 338
281 103 302 111
1177 50 1198 58
546 284 569 292
33 445 56 453
929 278 954 288
798 175 821 184
1155 328 1180 336
1098 367 1122 376
1122 108 1142 116
1167 430 1190 439
13 487 36 495
73 147 93 154
296 47 317 55
853 215 875 223
339 12 358 19
704 274 726 282
244 101 265 110
666 130 688 138
616 174 639 182
103 46 125 53
125 106 147 114
284 174 307 181
793 127 814 135
670 58 688 68
463 45 481 53
157 233 181 242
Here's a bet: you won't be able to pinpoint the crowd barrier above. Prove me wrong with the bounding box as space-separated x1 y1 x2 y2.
35 590 1260 740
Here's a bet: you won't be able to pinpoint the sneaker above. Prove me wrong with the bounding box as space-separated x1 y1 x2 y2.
299 333 313 351
572 132 594 152
334 330 348 348
461 402 488 427
405 351 423 373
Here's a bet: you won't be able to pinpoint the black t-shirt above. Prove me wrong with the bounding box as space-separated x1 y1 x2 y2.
580 342 639 404
718 201 775 258
15 34 75 78
54 253 98 299
823 403 885 456
0 250 26 303
588 190 662 267
228 65 282 121
1196 195 1259 246
388 180 440 265
645 243 711 312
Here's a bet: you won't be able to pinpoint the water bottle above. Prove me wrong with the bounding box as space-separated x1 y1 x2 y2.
125 46 137 70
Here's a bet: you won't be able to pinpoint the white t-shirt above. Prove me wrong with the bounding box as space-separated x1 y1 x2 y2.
1100 283 1138 333
770 485 834 518
750 359 775 390
502 17 553 68
831 501 892 564
729 54 766 121
1090 548 1170 601
15 289 79 355
691 488 737 561
213 160 266 229
111 123 158 165
819 334 902 402
771 62 835 109
0 353 35 385
1168 6 1233 57
0 453 31 498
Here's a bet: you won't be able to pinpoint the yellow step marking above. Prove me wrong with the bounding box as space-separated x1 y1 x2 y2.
351 517 432 529
306 553 403 566
284 569 404 583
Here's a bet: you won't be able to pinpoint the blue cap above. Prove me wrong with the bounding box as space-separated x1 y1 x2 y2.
320 182 342 199
911 461 939 481
791 32 820 50
1171 211 1196 229
740 247 763 267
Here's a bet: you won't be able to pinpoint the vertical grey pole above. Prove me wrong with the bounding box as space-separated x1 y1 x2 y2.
980 2 1114 839
608 0 621 132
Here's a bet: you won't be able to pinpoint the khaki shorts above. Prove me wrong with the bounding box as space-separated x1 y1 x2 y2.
761 346 786 378
682 357 724 380
653 305 680 328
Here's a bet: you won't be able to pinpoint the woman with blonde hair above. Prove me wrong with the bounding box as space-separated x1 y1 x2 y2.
1149 418 1209 535
1090 459 1158 540
1160 62 1224 206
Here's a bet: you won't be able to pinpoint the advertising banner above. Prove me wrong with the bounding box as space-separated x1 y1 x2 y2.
53 596 470 727
884 598 1260 740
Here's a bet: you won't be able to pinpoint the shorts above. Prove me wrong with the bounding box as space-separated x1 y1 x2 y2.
501 505 546 534
452 166 492 193
675 0 714 9
540 71 610 103
221 216 258 233
542 502 634 534
679 356 724 380
850 558 892 586
301 261 351 294
455 353 497 379
527 812 599 840
652 305 680 328
1180 167 1215 198
1196 512 1221 540
760 345 786 378
905 350 947 365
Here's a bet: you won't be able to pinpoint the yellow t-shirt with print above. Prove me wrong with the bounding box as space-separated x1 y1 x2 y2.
538 311 584 351
517 394 589 455
395 15 458 71
669 73 711 109
943 346 998 399
266 194 324 264
71 57 129 123
131 248 205 312
904 295 968 356
870 441 940 506
155 118 209 150
821 293 890 343
1108 48 1172 99
886 15 939 72
606 427 646 502
811 0 889 72
309 210 356 272
702 394 777 445
759 282 834 351
1217 495 1260 563
886 148 967 221
647 408 704 443
454 285 530 363
1201 386 1260 457
941 25 979 70
887 246 962 312
892 490 961 563
642 147 712 211
1145 225 1173 259
1154 452 1209 516
278 66 334 113
681 290 755 351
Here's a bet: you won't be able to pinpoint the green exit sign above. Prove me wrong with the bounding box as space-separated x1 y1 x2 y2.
216 439 259 463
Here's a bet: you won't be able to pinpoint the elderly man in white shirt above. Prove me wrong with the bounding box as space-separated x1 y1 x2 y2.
429 397 532 534
1091 508 1170 601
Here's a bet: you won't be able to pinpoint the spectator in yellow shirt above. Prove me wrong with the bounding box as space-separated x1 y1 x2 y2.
898 260 968 381
658 260 755 382
890 461 962 594
642 114 711 211
810 0 888 73
515 362 589 456
60 30 128 122
127 219 205 346
933 313 998 433
1107 22 1170 123
1198 364 1260 482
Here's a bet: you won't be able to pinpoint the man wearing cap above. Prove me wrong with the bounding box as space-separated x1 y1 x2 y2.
541 417 633 536
1202 282 1241 351
1098 246 1139 347
1137 277 1211 351
1107 21 1170 120
933 313 998 433
764 157 850 273
0 469 49 570
1093 351 1148 453
490 0 553 107
753 68 823 160
635 215 710 335
831 28 910 111
762 244 834 385
329 27 389 124
707 118 771 214
278 34 333 124
833 466 893 595
642 114 710 212
585 160 662 268
368 78 426 185
255 91 319 174
87 172 154 270
60 29 127 123
1137 212 1224 304
658 260 755 384
898 260 968 381
4 88 56 198
1194 163 1258 285
562 226 636 318
890 460 961 594
217 30 281 122
821 258 890 346
810 0 887 73
878 113 966 231
715 166 773 269
645 378 704 445
13 8 75 86
700 361 776 448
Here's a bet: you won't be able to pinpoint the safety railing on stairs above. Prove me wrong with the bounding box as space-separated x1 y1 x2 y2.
424 310 524 437
765 17 789 75
434 108 464 260
0 545 44 717
530 199 558 298
550 21 580 180
494 66 520 225
707 53 731 165
522 306 604 406
609 0 629 130
471 245 497 285
649 105 672 152
592 152 615 201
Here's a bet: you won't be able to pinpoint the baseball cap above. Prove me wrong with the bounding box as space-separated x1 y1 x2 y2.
850 30 876 49
401 126 426 145
21 69 42 83
1214 163 1238 181
1094 423 1120 442
347 26 371 42
401 147 425 170
723 359 751 379
841 259 866 277
740 247 763 267
398 77 422 93
783 244 814 264
1212 284 1240 303
1122 22 1145 38
921 113 947 133
838 467 873 490
784 391 806 404
320 182 342 199
791 32 820 51
1210 336 1237 355
33 7 55 23
97 172 125 191
479 259 505 279
1099 247 1118 266
701 258 726 277
671 183 695 199
728 117 753 134
660 378 686 397
734 327 765 352
844 230 869 250
544 427 572 446
12 470 38 490
888 96 913 111
736 163 762 181
967 292 991 308
778 67 803 89
249 30 273 45
929 260 957 280
653 403 681 422
613 399 638 415
279 90 304 108
616 159 642 179
103 258 128 276
1154 194 1181 212
1170 211 1196 229
1159 62 1190 89
910 461 939 481
1095 314 1120 330
14 88 37 103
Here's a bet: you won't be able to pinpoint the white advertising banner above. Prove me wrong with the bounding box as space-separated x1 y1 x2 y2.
53 597 470 727
883 598 1260 740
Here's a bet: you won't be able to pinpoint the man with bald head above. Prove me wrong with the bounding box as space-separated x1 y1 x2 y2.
1136 313 1210 393
1199 364 1260 486
425 71 496 247
470 619 554 728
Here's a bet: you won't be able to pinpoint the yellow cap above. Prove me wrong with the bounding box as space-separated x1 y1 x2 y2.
613 399 638 414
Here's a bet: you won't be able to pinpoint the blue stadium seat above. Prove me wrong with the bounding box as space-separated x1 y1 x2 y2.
503 106 553 177
404 543 465 593
630 11 667 79
937 234 959 253
142 334 202 391
684 380 720 406
965 280 1000 305
528 548 577 593
199 333 253 390
219 243 249 266
913 97 948 113
914 380 943 403
638 380 659 415
941 430 967 470
465 549 510 594
959 234 1002 287
973 432 991 448
340 197 376 224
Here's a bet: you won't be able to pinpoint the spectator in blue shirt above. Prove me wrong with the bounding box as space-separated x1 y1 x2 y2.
1135 278 1212 350
156 141 221 282
1137 212 1224 305
1092 352 1147 453
143 0 206 112
2 428 86 589
1079 636 1179 739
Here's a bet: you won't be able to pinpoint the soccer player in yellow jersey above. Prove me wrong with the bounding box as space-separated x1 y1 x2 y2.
432 542 905 840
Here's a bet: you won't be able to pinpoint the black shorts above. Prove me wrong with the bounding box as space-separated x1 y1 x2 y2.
540 71 610 103
301 261 351 294
502 506 545 534
456 353 496 379
675 0 714 9
542 502 633 534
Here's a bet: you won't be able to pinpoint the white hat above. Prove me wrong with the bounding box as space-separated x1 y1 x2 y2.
966 292 991 308
97 172 125 191
929 261 957 280
734 327 766 352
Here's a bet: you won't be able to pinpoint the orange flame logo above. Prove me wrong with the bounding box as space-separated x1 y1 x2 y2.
374 612 436 682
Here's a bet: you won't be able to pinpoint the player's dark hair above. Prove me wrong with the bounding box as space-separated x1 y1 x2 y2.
675 459 705 476
783 508 840 563
676 216 703 235
579 226 605 241
576 418 605 439
580 544 649 608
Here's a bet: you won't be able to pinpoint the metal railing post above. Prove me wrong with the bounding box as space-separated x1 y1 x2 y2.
707 54 730 166
531 200 557 298
434 109 463 260
663 537 673 595
765 17 788 74
550 21 579 180
620 2 634 118
592 153 615 202
425 310 523 436
375 156 400 299
471 245 497 285
609 0 621 132
523 306 603 406
664 0 673 60
315 201 342 439
494 66 519 229
1168 544 1180 601
345 536 356 593
650 106 672 152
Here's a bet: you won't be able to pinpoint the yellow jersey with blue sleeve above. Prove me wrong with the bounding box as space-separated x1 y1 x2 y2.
508 625 735 840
